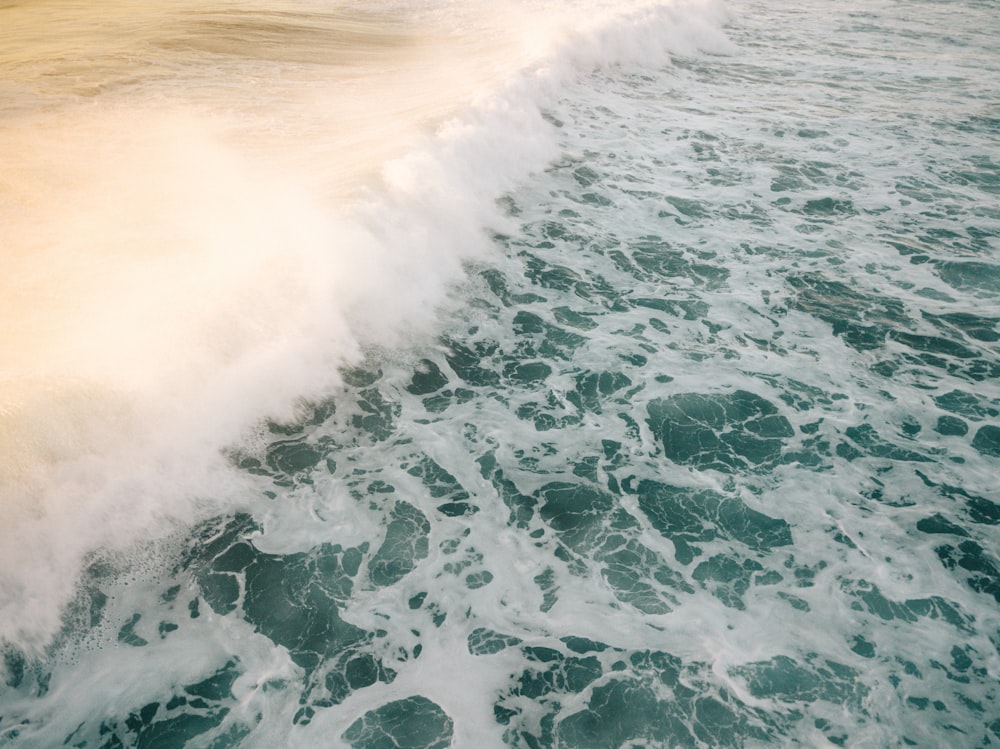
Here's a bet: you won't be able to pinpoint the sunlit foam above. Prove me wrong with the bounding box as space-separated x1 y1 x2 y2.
0 0 731 651
0 0 537 652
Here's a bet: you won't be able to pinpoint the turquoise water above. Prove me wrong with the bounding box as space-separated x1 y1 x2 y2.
2 0 1000 747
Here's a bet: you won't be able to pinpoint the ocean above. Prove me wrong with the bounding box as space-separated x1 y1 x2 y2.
1 0 999 746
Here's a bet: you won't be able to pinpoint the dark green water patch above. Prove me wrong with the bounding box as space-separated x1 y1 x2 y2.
98 702 230 749
572 165 601 187
733 654 865 708
599 537 686 614
628 239 730 290
939 156 1000 195
786 273 909 352
835 423 932 463
917 513 970 537
494 643 776 748
369 502 430 588
935 415 969 436
420 387 476 415
753 373 848 413
58 660 247 748
343 695 453 749
637 480 791 565
535 482 619 549
842 579 975 633
691 554 764 610
647 390 794 473
266 439 324 476
971 425 1000 458
442 336 501 388
914 470 1000 528
934 389 999 420
480 267 548 307
936 540 1000 603
798 196 858 217
264 398 337 438
503 359 552 385
477 453 537 531
406 359 449 396
514 398 580 432
518 250 621 305
351 388 401 442
117 613 147 647
241 548 365 671
769 159 859 194
567 370 633 414
511 310 587 361
894 175 960 204
552 305 599 330
529 481 692 612
406 455 476 516
178 514 408 719
230 436 334 487
632 295 709 320
966 494 1000 526
890 350 1000 387
887 331 979 360
184 660 242 703
664 194 711 220
467 628 523 656
922 311 1000 343
936 261 1000 296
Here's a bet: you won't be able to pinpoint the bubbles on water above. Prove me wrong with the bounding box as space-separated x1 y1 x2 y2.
3 0 1000 747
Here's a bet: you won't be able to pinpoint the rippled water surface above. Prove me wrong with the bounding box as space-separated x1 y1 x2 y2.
2 0 999 747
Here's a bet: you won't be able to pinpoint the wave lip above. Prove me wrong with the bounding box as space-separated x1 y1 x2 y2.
0 0 733 652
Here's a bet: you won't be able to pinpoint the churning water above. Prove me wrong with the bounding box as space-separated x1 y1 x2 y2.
1 0 999 746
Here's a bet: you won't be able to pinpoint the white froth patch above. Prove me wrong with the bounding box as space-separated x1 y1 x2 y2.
0 0 734 654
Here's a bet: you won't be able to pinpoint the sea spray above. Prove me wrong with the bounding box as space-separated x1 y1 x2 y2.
6 0 996 746
0 0 729 655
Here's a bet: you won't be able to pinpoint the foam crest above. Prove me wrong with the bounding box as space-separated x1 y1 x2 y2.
0 0 734 652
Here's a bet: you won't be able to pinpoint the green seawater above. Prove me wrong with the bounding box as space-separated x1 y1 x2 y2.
2 0 999 747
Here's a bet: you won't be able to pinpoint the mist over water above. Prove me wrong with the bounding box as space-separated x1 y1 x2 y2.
2 0 1000 747
0 0 582 646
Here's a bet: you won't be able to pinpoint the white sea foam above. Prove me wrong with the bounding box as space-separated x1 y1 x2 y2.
0 0 731 654
3 0 999 745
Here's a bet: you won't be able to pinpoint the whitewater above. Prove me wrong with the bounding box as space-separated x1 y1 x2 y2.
1 0 999 746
